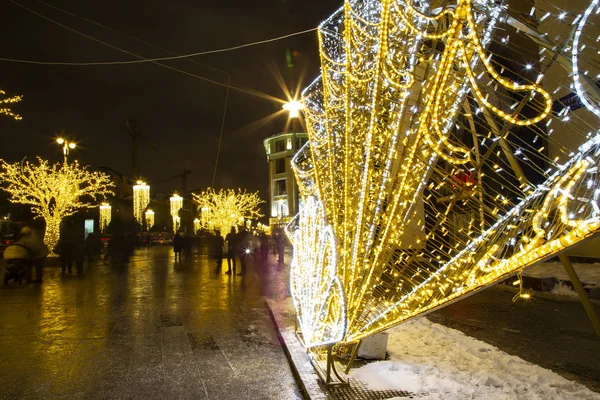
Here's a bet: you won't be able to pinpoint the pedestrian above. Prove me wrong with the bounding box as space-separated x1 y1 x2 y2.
213 230 224 270
183 231 193 261
259 233 269 261
85 232 96 262
235 226 250 276
173 232 183 262
274 229 285 264
225 227 237 274
14 226 48 283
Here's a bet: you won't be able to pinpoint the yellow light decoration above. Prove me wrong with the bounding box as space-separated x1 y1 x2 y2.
291 0 600 347
99 203 111 233
0 89 23 121
0 157 114 252
132 181 150 225
145 209 155 230
170 194 183 233
192 188 264 237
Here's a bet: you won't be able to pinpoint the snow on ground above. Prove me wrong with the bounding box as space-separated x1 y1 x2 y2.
523 262 600 287
351 317 600 400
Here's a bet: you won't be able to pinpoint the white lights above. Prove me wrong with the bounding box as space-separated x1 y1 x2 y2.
572 0 600 118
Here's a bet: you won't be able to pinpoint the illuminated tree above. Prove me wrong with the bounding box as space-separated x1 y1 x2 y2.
193 188 264 237
0 89 22 121
0 158 114 252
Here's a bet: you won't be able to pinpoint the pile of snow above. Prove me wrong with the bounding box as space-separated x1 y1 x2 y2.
351 318 600 399
523 262 600 287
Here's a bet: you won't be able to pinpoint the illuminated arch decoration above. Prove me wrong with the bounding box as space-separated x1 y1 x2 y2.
290 0 600 346
287 197 346 347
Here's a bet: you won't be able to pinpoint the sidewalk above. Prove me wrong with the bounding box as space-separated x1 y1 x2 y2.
270 289 600 399
0 246 301 399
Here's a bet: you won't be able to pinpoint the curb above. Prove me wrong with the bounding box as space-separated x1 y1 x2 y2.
505 275 600 300
266 300 309 400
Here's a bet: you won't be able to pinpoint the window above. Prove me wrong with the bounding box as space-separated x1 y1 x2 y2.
274 179 287 196
286 138 293 150
297 137 308 149
272 199 289 218
275 158 286 174
275 140 285 152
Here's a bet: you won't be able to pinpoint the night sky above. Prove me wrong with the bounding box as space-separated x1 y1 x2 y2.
0 0 341 199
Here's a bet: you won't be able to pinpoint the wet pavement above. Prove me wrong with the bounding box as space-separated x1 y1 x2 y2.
428 285 600 393
0 246 301 400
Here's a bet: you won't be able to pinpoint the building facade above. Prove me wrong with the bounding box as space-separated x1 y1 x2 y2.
263 132 309 228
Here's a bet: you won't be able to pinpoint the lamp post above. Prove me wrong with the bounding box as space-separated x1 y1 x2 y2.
283 100 303 119
56 138 76 163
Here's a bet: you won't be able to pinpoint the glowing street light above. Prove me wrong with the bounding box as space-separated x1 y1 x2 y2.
145 209 155 230
283 100 303 119
56 137 77 163
99 203 112 233
170 193 183 233
133 181 150 226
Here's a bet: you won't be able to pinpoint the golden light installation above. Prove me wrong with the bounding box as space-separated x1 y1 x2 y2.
170 194 183 233
193 188 264 237
0 158 114 252
289 0 600 347
99 203 111 233
0 89 23 121
145 209 155 230
132 181 150 226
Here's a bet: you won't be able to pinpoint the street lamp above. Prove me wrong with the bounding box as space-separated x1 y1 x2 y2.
56 138 76 163
283 100 303 119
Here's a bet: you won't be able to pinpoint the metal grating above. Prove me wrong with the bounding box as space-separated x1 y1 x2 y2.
319 378 414 399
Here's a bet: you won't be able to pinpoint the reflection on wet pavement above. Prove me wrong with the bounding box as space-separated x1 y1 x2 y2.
0 246 300 399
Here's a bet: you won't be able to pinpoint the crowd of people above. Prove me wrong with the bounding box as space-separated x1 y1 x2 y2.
3 220 289 285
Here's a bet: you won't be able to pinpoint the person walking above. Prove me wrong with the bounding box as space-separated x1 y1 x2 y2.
225 227 237 274
235 227 250 276
259 233 269 261
213 230 224 271
84 233 96 262
274 229 285 264
173 232 183 262
14 226 48 283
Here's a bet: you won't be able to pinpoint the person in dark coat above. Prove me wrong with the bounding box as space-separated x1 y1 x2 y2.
235 227 250 276
13 226 48 283
213 230 224 270
85 233 97 262
274 229 285 264
259 233 269 261
173 232 183 261
225 227 237 274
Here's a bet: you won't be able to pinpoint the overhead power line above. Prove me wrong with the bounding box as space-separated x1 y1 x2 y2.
5 0 290 100
35 0 230 78
3 0 317 67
